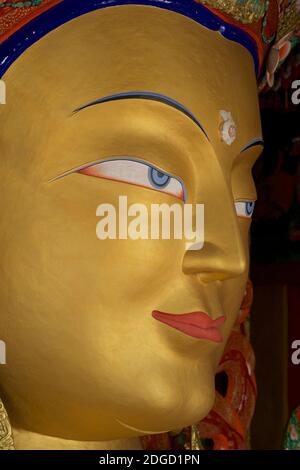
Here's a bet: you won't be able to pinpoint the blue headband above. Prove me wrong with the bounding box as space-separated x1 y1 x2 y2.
0 0 258 78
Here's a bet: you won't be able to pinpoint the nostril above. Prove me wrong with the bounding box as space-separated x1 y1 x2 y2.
194 266 248 283
198 272 235 283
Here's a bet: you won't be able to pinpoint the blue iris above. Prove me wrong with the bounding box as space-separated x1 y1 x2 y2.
148 167 170 189
246 201 255 216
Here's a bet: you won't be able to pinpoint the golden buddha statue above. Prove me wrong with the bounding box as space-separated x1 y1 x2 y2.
0 0 299 451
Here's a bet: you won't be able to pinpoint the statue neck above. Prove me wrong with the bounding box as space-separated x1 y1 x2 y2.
0 398 143 450
12 427 143 450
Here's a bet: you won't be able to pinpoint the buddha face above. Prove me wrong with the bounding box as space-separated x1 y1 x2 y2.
0 6 262 440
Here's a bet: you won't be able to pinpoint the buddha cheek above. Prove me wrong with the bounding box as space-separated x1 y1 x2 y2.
16 178 185 334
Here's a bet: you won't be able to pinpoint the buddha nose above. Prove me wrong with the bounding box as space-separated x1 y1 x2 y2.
182 198 248 283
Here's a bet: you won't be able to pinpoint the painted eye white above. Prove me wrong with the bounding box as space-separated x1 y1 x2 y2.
235 201 255 218
78 158 185 201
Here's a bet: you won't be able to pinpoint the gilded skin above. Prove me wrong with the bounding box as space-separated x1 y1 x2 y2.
0 6 262 448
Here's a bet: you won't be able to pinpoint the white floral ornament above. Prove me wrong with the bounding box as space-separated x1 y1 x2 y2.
219 110 237 145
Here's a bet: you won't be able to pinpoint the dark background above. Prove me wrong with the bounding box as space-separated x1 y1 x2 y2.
250 45 300 449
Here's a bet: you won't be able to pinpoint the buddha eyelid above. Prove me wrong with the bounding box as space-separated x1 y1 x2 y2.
49 157 187 202
89 158 186 201
50 157 163 181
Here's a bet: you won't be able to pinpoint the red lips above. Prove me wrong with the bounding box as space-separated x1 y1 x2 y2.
152 311 225 343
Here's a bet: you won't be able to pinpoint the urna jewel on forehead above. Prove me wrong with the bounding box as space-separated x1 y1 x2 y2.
0 0 299 81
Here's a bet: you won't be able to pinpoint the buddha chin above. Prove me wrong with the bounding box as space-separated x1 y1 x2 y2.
113 362 217 437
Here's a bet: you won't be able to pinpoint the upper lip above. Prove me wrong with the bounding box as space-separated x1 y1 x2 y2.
152 310 225 342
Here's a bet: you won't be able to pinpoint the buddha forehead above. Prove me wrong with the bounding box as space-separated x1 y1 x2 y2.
2 5 261 152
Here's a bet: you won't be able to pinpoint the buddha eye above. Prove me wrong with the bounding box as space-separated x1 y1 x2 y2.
78 158 185 201
148 167 170 188
235 200 255 218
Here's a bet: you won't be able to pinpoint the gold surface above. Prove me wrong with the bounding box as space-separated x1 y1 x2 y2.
0 5 262 448
199 0 265 24
277 0 300 41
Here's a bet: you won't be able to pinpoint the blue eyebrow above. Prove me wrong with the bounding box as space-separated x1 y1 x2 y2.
73 91 209 141
240 137 264 153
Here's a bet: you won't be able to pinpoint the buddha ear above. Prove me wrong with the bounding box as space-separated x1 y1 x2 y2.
0 399 15 450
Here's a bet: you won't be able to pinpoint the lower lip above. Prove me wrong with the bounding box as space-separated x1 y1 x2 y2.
152 311 225 343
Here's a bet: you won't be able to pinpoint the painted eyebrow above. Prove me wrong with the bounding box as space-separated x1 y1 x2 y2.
240 137 264 153
73 91 209 141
